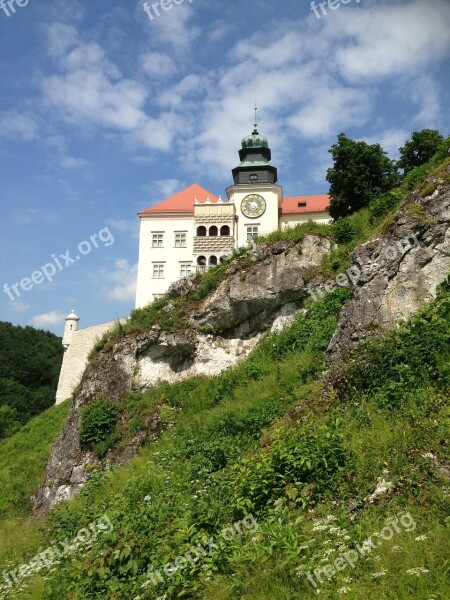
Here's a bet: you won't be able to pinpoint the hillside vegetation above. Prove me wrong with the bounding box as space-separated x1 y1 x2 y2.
0 322 64 440
0 137 449 600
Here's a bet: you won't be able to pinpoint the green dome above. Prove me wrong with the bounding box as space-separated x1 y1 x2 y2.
241 131 269 149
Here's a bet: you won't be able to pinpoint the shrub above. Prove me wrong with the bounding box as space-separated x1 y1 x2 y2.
369 191 402 223
229 422 347 516
79 397 119 453
333 218 356 244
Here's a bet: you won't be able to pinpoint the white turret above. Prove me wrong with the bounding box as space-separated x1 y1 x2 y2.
62 310 80 348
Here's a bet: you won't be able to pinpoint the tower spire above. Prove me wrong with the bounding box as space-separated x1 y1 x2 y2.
253 100 258 134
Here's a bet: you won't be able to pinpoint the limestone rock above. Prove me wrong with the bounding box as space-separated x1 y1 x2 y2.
327 177 450 367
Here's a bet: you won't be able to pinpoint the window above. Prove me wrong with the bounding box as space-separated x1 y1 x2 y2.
180 263 192 277
247 226 259 242
197 226 207 237
152 233 164 248
175 232 187 248
220 225 230 236
209 256 218 266
152 263 165 278
209 225 218 237
250 174 258 181
298 202 307 208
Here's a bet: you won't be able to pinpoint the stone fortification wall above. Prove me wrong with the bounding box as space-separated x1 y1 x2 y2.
55 320 126 404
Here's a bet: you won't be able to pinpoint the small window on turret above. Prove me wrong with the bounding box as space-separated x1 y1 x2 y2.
298 202 307 208
250 174 258 181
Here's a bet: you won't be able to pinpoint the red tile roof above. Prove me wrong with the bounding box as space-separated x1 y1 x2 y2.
281 194 330 215
140 185 330 216
139 183 219 215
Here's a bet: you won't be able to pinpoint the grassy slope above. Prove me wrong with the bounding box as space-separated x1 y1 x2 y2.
0 149 449 599
0 284 448 600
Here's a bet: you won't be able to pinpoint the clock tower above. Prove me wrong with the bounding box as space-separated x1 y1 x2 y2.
226 112 282 246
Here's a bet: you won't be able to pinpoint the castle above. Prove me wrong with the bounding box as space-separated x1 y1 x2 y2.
55 122 331 404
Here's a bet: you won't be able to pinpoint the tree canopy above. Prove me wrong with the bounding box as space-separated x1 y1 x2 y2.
0 322 63 439
398 129 444 174
326 133 399 220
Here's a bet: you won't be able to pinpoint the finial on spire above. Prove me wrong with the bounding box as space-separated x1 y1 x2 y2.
253 100 258 134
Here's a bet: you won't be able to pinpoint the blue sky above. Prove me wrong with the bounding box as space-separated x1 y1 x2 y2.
0 0 449 335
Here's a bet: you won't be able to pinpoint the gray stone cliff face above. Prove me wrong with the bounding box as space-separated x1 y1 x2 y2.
326 178 450 366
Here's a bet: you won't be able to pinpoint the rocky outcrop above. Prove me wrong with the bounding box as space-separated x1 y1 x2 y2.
34 234 331 515
327 175 450 366
35 172 450 515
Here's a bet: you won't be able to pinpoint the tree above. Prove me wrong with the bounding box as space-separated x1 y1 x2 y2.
398 129 444 174
0 322 63 440
326 133 398 220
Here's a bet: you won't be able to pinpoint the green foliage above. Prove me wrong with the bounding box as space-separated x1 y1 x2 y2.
79 397 119 455
333 279 450 407
0 322 63 439
398 129 444 174
401 138 450 191
368 190 403 224
0 405 20 438
0 401 69 520
230 422 347 516
327 133 399 219
333 218 356 243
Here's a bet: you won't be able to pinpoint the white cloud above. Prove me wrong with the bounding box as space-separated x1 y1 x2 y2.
364 128 411 159
99 259 137 303
29 311 66 328
329 0 450 82
146 1 200 54
0 112 39 141
140 52 178 79
106 218 140 240
58 155 87 170
10 302 30 313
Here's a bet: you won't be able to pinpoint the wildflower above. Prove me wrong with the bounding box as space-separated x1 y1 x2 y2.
406 567 429 577
326 515 337 522
337 587 351 594
391 545 402 553
414 535 427 542
373 555 382 562
342 577 352 583
371 570 387 578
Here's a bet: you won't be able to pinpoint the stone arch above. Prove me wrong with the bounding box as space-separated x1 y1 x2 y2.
209 225 218 237
220 225 230 236
197 226 207 237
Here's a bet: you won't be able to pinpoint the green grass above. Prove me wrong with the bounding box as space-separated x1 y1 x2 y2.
0 400 69 522
0 282 449 599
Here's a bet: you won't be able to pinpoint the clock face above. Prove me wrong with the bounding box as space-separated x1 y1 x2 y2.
241 194 266 218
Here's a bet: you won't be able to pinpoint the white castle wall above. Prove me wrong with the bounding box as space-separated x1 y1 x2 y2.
55 319 127 405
